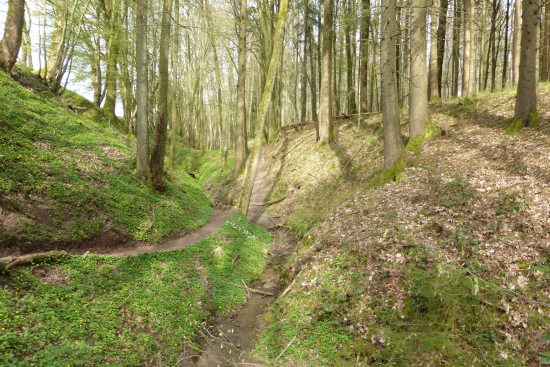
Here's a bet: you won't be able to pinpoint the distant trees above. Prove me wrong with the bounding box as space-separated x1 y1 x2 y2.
0 0 25 74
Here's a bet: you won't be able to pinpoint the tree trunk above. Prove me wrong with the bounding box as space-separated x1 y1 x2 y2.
310 30 319 140
239 0 288 216
234 0 247 176
136 0 149 183
463 0 473 95
502 0 510 88
429 11 439 100
0 0 25 74
319 0 334 146
381 0 403 170
102 0 119 121
168 0 180 172
542 3 550 81
149 0 172 190
301 0 309 123
511 0 540 129
512 0 521 84
409 0 429 139
437 0 449 97
360 0 370 113
451 0 461 98
345 0 357 115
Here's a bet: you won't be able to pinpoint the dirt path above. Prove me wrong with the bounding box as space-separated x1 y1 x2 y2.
188 152 296 367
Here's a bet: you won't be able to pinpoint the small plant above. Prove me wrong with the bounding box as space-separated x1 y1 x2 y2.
431 177 476 208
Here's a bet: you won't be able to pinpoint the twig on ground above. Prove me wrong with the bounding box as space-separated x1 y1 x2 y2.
280 270 301 298
275 335 297 361
220 280 274 296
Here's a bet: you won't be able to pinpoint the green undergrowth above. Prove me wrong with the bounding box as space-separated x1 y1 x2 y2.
0 212 270 366
0 67 213 245
170 143 235 186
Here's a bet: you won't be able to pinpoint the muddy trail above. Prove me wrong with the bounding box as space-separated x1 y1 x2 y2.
188 153 299 367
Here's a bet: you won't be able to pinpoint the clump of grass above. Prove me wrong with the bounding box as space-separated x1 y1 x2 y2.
0 212 270 366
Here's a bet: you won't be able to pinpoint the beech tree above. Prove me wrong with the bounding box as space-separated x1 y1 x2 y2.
319 0 334 146
380 0 402 171
0 0 25 74
409 0 429 139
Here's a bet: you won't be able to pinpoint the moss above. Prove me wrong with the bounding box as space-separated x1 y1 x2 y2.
365 155 406 190
505 116 525 135
404 121 439 156
429 96 442 103
265 192 287 205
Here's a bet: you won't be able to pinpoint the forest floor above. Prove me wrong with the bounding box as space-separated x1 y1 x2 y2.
214 85 550 366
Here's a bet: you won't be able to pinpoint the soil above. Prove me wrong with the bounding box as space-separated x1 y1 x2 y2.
185 152 299 367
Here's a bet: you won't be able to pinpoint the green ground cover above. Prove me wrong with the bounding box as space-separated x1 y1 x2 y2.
1 212 270 366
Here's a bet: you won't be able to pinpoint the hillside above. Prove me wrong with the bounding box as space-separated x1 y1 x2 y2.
0 65 216 257
215 86 550 365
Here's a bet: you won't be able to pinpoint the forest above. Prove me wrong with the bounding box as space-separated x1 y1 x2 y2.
0 0 549 365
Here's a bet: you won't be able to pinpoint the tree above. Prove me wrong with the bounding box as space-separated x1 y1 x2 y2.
239 0 288 215
345 0 356 115
234 0 248 176
136 0 149 184
436 0 449 97
381 0 403 171
301 0 308 123
507 0 540 133
0 0 26 74
409 0 429 139
512 0 521 84
359 0 370 114
429 8 439 101
149 0 172 189
463 0 473 95
319 0 334 146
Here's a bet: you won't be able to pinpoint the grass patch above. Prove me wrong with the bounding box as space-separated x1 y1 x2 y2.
0 212 270 366
0 67 213 246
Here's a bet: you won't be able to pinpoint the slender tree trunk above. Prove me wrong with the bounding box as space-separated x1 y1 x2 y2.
239 0 288 216
512 0 521 84
409 0 429 139
319 0 334 146
437 0 449 97
451 0 461 97
234 0 247 176
310 29 319 140
0 0 26 74
301 0 309 122
345 0 357 114
360 0 370 113
429 10 439 100
381 0 403 170
102 0 119 121
149 0 172 190
395 6 401 106
512 0 540 128
136 0 149 183
542 3 550 81
463 0 473 95
168 0 180 172
502 0 510 88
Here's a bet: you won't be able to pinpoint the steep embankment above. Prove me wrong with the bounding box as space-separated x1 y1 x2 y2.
0 66 214 256
242 87 550 365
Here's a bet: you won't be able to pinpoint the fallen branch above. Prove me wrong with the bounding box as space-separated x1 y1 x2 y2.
275 335 297 361
265 193 287 205
221 280 274 296
0 250 67 271
280 270 301 298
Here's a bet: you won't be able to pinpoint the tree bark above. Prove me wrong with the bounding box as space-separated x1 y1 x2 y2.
451 0 461 98
345 0 357 115
409 0 429 139
234 0 248 176
429 10 439 100
319 0 334 147
381 0 403 170
136 0 149 184
359 0 370 113
542 3 550 81
310 14 319 140
301 0 309 123
502 0 510 88
463 0 473 95
0 0 25 74
512 0 540 127
149 0 172 190
512 0 521 84
437 0 449 97
239 0 288 215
